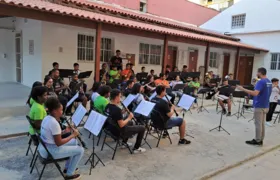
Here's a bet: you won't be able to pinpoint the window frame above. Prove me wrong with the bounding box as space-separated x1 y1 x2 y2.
209 52 218 68
77 33 95 62
101 37 114 63
231 14 246 29
139 42 162 65
270 53 280 71
140 0 147 13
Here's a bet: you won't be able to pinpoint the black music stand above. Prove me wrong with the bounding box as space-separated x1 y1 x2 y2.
188 72 201 78
210 78 221 85
59 69 74 79
232 90 247 119
78 71 92 79
197 88 210 113
210 95 230 135
168 72 181 80
84 110 106 175
172 83 185 91
180 72 189 81
228 80 240 86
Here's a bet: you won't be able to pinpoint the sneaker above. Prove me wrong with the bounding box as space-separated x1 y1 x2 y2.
133 147 146 154
245 139 263 146
121 142 133 149
266 121 273 127
222 109 227 115
63 168 79 175
227 112 231 117
178 139 191 145
65 174 81 180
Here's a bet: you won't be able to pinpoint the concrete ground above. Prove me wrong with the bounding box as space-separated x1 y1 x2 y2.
1 103 280 180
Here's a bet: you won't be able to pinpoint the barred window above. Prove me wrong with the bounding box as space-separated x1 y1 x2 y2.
232 14 246 29
101 38 113 62
139 43 161 65
270 53 280 70
209 52 218 68
77 34 94 61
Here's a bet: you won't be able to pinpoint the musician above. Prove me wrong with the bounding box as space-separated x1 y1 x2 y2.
91 82 102 102
48 62 59 76
225 73 233 80
51 69 67 95
100 63 109 83
147 69 156 80
141 66 146 73
144 76 156 96
204 76 216 100
94 85 111 114
182 65 188 73
121 63 133 82
170 75 183 88
165 65 171 76
218 79 232 116
29 86 48 140
172 66 180 72
73 63 80 75
155 73 175 103
104 89 146 153
266 78 280 126
151 85 191 145
39 98 83 180
188 77 200 91
131 83 145 104
123 80 134 97
27 81 43 107
69 73 88 108
110 49 123 70
109 65 121 83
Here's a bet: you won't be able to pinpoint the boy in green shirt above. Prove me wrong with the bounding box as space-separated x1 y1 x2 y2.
94 85 111 114
29 86 48 135
109 65 121 83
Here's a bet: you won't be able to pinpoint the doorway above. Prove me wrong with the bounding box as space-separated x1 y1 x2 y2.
15 33 22 83
237 56 254 85
167 46 178 69
222 53 230 78
188 50 198 72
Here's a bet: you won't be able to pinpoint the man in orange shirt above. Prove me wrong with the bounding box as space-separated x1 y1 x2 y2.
155 73 170 88
121 63 132 82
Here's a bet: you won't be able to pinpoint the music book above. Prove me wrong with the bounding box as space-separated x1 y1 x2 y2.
122 94 137 107
72 104 87 127
134 100 156 117
177 94 195 110
66 92 79 108
149 91 171 102
84 110 107 136
218 95 229 100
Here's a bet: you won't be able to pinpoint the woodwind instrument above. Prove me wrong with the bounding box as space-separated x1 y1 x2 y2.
64 119 87 149
165 95 179 117
120 102 137 123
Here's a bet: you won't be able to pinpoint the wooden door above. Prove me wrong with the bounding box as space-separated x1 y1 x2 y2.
167 46 177 69
222 54 230 79
188 50 198 72
237 56 254 85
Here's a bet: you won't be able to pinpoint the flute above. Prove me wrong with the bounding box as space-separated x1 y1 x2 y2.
64 119 87 149
165 95 179 117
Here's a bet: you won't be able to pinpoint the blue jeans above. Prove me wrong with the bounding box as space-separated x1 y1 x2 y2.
167 117 183 128
38 139 84 176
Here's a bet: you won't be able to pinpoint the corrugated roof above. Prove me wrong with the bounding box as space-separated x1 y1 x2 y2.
0 0 268 52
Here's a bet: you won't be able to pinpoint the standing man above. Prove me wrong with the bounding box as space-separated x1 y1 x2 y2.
110 50 123 70
237 67 272 146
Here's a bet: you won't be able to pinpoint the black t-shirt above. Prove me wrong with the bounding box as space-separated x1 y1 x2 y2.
53 77 64 94
123 88 132 97
218 85 233 97
110 56 122 69
151 96 170 122
104 104 123 135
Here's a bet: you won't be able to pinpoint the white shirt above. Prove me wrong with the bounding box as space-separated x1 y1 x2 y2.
91 92 100 102
170 81 183 88
270 87 279 103
40 115 62 144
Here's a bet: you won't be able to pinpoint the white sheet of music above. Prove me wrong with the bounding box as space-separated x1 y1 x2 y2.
134 100 156 117
122 94 137 107
84 110 107 136
218 95 229 100
66 92 79 108
71 104 87 127
177 94 195 110
149 91 171 102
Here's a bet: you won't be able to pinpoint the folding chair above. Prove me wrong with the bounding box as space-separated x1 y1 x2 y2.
30 133 68 180
101 117 133 160
26 116 40 168
148 110 172 147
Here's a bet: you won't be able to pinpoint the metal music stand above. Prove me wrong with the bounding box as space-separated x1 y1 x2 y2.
231 90 247 119
188 72 201 78
210 96 230 135
168 72 181 80
197 88 211 113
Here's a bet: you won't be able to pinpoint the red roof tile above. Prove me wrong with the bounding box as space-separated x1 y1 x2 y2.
0 0 268 52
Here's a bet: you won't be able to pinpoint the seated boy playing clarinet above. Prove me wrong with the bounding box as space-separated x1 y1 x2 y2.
218 79 232 116
69 73 88 108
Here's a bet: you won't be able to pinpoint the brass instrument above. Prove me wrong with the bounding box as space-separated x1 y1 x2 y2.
101 69 108 84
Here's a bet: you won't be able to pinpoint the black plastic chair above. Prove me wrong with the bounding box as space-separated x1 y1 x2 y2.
30 133 68 180
148 110 172 147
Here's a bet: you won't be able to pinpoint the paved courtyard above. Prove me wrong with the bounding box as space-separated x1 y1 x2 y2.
1 102 280 180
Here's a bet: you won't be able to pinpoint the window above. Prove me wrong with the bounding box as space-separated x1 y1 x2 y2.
232 14 246 29
209 52 218 68
139 43 162 65
270 53 280 70
140 0 147 12
77 34 94 61
101 38 113 62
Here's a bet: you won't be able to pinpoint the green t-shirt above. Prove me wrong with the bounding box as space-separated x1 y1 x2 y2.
29 101 47 135
94 96 109 114
29 98 35 106
109 70 120 83
188 81 200 88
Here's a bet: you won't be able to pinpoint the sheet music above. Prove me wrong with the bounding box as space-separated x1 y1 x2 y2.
177 94 195 110
218 95 229 100
149 91 171 102
122 94 137 107
66 92 79 108
71 104 87 126
134 100 156 117
84 110 107 136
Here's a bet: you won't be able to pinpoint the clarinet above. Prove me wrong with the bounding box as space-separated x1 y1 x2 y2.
120 102 137 123
165 95 179 117
64 119 87 149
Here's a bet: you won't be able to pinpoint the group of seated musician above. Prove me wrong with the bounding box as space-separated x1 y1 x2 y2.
123 80 135 97
69 73 88 108
93 85 111 114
